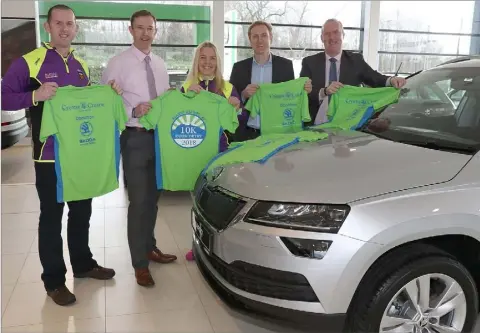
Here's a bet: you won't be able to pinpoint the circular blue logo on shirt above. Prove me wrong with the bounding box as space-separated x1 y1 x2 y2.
283 108 294 119
80 121 93 137
171 113 206 148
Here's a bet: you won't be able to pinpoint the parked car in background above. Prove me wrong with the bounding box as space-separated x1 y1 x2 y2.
1 108 29 149
191 57 480 332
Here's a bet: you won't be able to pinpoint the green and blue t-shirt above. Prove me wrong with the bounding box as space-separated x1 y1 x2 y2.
40 85 127 203
140 89 238 191
245 77 311 135
204 130 328 172
315 85 401 131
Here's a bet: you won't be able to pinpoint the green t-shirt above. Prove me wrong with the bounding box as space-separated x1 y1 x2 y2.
204 131 328 172
245 77 311 135
140 89 238 191
315 85 400 131
40 85 127 203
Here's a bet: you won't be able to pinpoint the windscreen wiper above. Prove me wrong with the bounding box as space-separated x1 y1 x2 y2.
406 70 422 79
360 127 394 141
397 140 477 154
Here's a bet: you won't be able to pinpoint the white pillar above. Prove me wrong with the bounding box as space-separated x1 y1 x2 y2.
35 1 42 47
211 0 225 73
362 0 381 70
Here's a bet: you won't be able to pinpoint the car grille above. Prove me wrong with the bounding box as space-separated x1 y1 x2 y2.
205 253 319 302
194 178 245 231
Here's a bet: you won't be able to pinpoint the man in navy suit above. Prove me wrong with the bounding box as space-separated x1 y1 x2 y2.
230 21 312 140
300 18 406 126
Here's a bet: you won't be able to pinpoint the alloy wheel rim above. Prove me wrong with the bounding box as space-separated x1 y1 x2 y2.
379 273 467 332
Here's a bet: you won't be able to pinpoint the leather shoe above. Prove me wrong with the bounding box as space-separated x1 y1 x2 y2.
47 285 76 306
135 268 155 287
148 249 177 264
74 265 116 280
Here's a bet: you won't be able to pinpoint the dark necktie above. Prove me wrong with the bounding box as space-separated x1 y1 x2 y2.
328 58 337 103
145 56 157 100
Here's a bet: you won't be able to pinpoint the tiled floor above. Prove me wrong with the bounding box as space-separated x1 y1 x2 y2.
1 145 300 333
5 144 480 333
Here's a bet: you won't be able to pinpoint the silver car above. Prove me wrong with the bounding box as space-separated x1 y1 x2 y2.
191 58 480 333
1 107 29 149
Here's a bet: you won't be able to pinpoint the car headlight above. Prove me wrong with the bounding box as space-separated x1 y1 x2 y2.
245 201 350 233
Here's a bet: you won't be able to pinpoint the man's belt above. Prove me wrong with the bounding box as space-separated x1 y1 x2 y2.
246 127 260 133
125 126 154 133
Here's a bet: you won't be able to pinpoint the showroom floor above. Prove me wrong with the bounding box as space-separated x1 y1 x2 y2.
3 144 480 333
1 144 300 333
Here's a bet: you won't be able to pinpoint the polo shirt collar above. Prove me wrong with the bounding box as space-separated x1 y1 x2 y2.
198 74 215 82
43 42 74 54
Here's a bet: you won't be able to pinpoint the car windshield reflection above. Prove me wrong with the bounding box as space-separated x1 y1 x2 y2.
361 67 480 154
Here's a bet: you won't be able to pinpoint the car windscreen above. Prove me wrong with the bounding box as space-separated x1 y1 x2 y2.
362 67 480 155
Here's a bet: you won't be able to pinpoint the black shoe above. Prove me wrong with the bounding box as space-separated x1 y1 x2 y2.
47 285 76 306
74 265 116 280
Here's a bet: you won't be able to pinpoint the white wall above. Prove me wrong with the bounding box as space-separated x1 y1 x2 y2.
1 0 36 18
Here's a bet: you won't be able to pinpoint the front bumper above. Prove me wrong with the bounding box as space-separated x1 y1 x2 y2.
191 187 383 333
193 239 347 332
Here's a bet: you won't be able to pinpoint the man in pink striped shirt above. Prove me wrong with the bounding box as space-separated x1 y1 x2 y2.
101 9 177 287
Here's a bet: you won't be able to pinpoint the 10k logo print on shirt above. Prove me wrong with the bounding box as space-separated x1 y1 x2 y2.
139 89 239 191
171 112 207 148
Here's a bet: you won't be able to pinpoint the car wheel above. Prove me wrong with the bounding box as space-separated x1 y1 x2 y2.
345 245 478 333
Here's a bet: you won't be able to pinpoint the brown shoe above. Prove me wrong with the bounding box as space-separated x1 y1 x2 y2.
135 268 155 287
74 265 116 280
148 249 177 264
47 285 76 306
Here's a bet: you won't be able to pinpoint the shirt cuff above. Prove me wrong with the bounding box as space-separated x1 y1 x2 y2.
386 77 393 87
32 91 38 106
319 88 327 100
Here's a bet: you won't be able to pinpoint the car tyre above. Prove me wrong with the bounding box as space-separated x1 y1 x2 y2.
345 244 478 333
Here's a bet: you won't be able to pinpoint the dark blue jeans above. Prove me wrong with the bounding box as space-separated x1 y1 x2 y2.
35 162 97 291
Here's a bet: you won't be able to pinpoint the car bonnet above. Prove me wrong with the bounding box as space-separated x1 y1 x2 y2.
209 131 472 204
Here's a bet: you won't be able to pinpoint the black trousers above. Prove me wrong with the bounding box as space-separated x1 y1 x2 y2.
34 162 97 291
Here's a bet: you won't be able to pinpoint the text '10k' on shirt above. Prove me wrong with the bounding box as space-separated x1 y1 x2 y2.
40 85 128 203
139 89 239 191
204 130 328 173
316 85 401 131
245 77 311 135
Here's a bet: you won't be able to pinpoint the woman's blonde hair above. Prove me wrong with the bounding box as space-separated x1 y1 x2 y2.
186 41 225 94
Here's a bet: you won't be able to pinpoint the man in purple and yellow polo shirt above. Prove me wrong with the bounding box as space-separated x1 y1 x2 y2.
1 4 120 306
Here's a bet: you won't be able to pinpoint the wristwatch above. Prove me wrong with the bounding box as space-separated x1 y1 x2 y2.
132 107 137 118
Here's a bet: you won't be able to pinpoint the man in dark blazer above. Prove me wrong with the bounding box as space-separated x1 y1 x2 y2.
230 20 312 141
300 18 406 126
